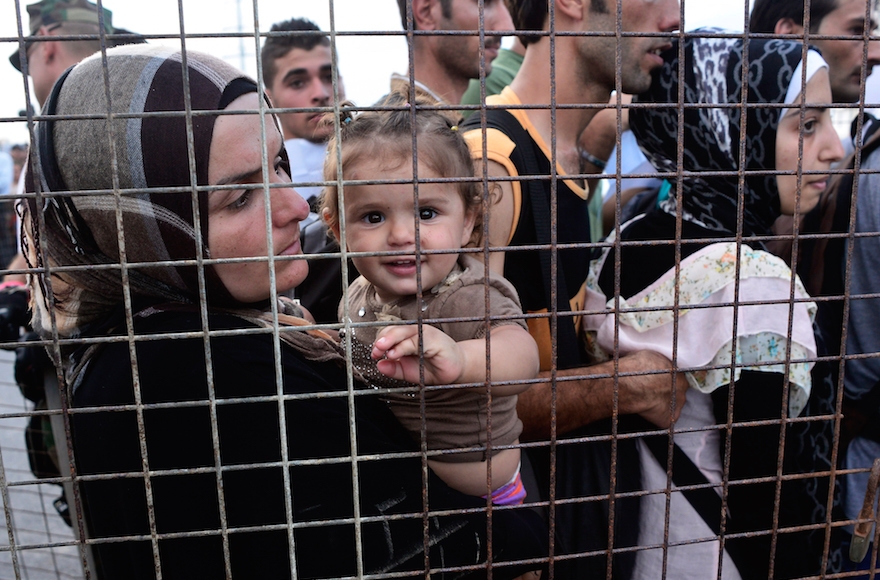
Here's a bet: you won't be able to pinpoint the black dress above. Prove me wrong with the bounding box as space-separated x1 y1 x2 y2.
71 307 547 579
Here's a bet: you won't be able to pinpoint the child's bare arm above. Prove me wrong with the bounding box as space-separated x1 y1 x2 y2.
470 325 538 396
372 324 538 392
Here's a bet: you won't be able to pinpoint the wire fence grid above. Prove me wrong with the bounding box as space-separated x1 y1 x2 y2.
1 0 880 579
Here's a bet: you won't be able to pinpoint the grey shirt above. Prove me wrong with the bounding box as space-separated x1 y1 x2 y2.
841 146 880 521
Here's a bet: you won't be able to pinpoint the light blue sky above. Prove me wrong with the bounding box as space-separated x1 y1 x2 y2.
0 0 817 146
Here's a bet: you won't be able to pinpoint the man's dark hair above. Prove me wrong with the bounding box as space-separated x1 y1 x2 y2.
396 0 453 30
749 0 839 34
508 0 607 46
507 0 545 45
589 0 608 15
261 18 329 87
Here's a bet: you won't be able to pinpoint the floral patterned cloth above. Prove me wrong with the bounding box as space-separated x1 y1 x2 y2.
584 233 816 417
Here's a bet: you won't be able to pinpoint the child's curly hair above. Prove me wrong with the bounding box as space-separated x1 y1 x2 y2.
319 91 480 244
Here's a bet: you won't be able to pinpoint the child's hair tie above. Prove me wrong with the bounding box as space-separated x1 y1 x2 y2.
340 107 354 126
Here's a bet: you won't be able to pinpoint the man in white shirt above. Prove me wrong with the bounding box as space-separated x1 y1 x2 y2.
262 18 344 209
262 18 350 322
7 1 144 284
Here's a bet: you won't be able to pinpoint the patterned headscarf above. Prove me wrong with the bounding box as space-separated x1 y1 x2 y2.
24 45 279 337
630 29 827 237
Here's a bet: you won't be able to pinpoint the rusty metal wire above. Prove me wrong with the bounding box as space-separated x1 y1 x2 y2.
3 0 880 578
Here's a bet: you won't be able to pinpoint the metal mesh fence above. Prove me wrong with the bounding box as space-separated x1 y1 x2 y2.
1 0 880 578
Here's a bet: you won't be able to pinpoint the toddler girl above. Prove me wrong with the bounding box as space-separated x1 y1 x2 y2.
320 93 539 504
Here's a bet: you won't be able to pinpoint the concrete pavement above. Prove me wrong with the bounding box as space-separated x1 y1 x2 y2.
0 350 82 580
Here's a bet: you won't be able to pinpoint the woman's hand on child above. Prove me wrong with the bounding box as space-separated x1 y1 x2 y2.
372 325 465 385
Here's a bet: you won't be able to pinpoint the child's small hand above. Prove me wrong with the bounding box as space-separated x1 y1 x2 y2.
372 325 465 385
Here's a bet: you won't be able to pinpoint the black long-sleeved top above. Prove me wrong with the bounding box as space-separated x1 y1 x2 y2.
70 308 546 579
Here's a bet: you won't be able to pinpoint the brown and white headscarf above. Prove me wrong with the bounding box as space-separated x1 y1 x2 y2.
23 45 340 362
24 45 256 335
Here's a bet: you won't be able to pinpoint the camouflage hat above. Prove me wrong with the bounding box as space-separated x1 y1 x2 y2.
9 0 114 72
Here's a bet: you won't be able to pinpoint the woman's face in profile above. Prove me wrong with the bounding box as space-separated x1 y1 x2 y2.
207 92 310 303
775 68 845 215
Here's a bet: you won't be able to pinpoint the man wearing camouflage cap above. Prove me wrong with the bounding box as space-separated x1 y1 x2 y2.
10 0 114 107
5 0 134 284
4 0 145 531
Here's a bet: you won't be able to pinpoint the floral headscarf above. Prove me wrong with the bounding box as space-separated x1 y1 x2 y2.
630 29 827 237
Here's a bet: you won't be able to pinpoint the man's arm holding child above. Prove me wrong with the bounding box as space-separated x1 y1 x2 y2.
517 351 689 440
474 160 689 441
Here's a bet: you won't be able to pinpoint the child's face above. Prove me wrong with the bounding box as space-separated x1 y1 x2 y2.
331 157 476 304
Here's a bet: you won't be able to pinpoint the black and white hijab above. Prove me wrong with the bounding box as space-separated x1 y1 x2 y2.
585 31 829 416
630 29 828 237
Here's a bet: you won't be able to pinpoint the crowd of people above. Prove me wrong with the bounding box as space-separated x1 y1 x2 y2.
5 0 880 578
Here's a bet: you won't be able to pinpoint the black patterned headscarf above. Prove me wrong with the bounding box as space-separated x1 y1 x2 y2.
630 29 827 237
24 45 271 336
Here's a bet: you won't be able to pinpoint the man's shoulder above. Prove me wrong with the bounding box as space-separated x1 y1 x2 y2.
462 124 518 162
861 133 880 170
461 94 534 168
461 88 521 130
462 88 533 144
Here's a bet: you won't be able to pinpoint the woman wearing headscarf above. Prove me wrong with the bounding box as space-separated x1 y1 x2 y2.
22 45 546 579
583 32 844 579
